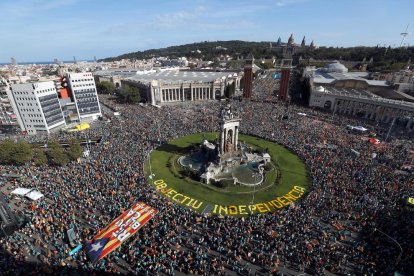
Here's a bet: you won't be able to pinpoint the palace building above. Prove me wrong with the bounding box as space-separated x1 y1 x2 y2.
121 70 243 105
304 61 414 129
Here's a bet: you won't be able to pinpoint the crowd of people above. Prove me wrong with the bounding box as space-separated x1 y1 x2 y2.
251 71 280 102
0 89 413 275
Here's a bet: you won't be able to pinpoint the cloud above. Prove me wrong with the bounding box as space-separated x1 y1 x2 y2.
0 0 82 17
275 0 307 7
153 11 198 28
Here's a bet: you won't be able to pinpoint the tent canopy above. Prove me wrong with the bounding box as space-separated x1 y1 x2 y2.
11 188 32 196
347 125 367 132
25 190 44 201
11 188 44 201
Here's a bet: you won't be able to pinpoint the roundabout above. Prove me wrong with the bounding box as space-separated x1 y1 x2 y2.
146 131 309 216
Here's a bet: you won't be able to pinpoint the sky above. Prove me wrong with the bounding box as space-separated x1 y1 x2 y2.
1 0 413 62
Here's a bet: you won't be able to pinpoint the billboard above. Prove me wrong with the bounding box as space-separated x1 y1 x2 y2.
84 202 157 262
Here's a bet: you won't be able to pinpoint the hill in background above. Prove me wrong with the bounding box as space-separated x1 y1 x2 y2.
101 40 414 72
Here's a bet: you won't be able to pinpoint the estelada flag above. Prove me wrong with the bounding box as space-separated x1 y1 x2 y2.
84 202 157 262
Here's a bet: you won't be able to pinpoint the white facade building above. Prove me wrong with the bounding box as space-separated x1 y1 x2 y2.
9 81 66 135
309 86 414 129
122 70 243 105
67 72 102 121
304 62 414 129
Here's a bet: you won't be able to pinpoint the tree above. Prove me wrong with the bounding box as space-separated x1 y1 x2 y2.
0 139 33 165
67 139 83 161
0 139 15 164
32 147 47 166
264 163 273 171
47 140 69 166
96 81 115 94
117 84 141 103
256 61 273 70
11 140 33 165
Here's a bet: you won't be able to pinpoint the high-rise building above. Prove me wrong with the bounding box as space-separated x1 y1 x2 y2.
8 81 66 135
66 72 102 121
243 55 254 99
0 79 19 132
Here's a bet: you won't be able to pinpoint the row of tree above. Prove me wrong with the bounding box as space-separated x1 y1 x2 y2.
0 139 83 166
96 81 141 103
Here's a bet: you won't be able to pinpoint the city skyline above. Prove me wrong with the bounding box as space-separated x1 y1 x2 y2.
1 0 413 63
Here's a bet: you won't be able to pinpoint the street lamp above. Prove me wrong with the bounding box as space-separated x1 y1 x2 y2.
374 228 403 265
385 118 395 142
250 183 256 205
148 149 155 184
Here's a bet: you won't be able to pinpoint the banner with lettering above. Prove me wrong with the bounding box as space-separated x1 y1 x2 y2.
84 202 157 262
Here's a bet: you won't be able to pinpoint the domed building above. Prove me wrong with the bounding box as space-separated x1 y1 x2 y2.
270 34 316 58
322 61 349 73
303 61 414 130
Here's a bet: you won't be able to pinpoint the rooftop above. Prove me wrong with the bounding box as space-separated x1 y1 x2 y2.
127 70 237 84
314 86 414 110
313 70 389 87
314 86 376 97
94 68 154 78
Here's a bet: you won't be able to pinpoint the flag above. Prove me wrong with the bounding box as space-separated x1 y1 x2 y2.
84 202 157 262
84 238 110 262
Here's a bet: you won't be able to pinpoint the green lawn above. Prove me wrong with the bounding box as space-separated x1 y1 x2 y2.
145 132 309 216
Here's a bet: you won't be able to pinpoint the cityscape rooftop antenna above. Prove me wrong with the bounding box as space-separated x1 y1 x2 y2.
400 23 409 47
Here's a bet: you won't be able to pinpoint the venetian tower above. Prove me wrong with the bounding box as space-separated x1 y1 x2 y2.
243 54 254 99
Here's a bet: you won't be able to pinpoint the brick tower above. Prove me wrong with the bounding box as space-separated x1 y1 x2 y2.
243 54 254 98
278 34 295 102
278 59 292 101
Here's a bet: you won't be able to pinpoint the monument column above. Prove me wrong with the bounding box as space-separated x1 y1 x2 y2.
221 128 226 154
363 104 368 118
369 105 375 120
235 126 239 151
151 87 156 105
352 102 357 116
